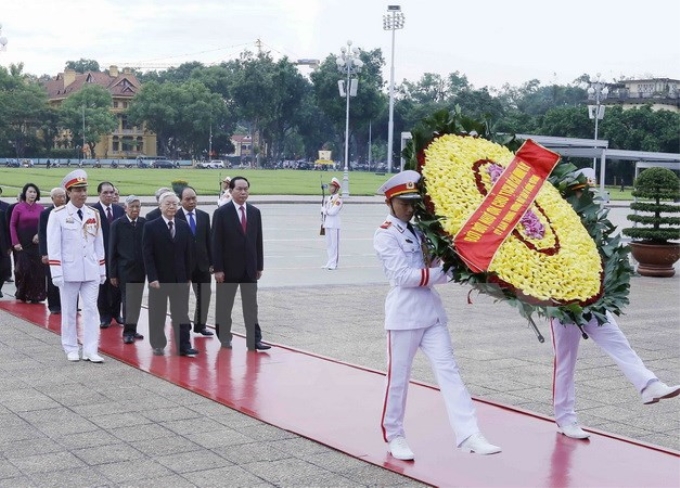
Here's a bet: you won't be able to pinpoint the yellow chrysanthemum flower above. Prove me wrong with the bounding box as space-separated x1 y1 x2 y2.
422 134 602 304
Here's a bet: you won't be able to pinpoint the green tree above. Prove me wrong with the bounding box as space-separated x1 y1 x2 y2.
60 85 117 158
0 64 49 158
65 59 101 73
127 79 230 158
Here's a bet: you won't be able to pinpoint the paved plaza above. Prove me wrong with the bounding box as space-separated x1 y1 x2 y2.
0 199 678 487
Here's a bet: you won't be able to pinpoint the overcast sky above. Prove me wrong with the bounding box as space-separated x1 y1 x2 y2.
2 0 678 89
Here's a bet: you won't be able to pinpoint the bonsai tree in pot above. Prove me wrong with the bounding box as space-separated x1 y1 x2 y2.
622 167 680 277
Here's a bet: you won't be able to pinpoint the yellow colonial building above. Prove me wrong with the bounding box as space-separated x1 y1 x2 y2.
42 66 157 159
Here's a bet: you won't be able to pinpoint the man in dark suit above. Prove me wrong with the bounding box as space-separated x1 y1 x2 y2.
142 191 198 357
145 187 172 221
212 176 270 351
0 187 10 297
92 181 125 327
109 195 146 344
4 192 21 285
39 187 66 313
176 186 214 336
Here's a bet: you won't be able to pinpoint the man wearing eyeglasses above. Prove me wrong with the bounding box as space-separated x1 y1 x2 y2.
92 181 124 328
142 192 197 357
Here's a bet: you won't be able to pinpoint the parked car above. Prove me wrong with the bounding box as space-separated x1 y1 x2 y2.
152 157 176 169
197 160 225 169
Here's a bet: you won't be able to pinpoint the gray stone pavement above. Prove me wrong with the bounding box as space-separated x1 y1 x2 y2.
0 198 678 487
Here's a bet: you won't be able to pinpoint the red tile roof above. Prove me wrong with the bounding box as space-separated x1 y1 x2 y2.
42 68 141 101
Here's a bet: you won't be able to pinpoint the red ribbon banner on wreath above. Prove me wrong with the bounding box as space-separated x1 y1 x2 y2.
453 139 561 273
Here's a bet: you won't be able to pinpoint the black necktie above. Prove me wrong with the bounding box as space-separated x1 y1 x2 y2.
77 209 83 220
131 220 137 228
106 206 113 223
406 222 416 236
168 221 175 238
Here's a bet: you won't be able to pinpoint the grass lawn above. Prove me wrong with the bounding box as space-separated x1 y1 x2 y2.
0 166 636 200
0 168 391 197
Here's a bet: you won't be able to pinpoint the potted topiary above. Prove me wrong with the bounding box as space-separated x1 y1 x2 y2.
171 179 188 197
622 167 680 277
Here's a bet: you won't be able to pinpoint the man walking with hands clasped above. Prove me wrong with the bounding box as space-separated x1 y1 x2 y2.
142 192 197 357
212 176 270 351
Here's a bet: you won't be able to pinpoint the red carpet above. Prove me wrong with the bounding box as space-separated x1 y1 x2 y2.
2 300 678 487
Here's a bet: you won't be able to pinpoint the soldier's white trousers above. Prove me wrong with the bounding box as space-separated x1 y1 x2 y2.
382 322 479 446
324 228 340 269
550 312 657 427
60 280 100 356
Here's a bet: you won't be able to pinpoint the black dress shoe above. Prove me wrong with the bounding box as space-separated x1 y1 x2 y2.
100 322 110 329
152 348 164 356
195 328 214 336
255 342 271 350
134 332 144 340
221 341 232 349
115 316 125 325
50 308 61 314
123 335 135 344
179 347 199 357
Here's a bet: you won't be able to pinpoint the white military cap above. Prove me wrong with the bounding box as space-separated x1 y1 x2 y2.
61 169 88 190
330 177 341 189
571 167 597 189
378 170 422 200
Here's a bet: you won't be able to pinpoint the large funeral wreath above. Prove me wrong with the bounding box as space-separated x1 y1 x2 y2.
403 109 632 339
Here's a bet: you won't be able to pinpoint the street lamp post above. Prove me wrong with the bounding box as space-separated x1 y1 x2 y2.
587 74 609 173
336 40 363 198
0 23 8 53
81 104 87 160
383 5 405 174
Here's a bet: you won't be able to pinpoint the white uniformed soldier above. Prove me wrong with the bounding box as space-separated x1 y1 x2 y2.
321 177 343 270
47 170 107 363
373 170 501 461
550 169 680 439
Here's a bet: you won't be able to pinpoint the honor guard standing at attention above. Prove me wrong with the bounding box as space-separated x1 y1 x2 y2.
47 170 107 363
373 170 501 461
321 177 343 270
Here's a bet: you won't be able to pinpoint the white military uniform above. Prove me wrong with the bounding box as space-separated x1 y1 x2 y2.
322 191 343 269
374 212 480 447
47 201 106 357
217 189 232 207
551 311 658 427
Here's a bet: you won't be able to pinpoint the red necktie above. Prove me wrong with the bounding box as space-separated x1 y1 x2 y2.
106 206 113 223
239 206 247 232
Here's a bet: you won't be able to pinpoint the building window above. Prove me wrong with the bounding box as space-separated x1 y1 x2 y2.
113 101 119 108
112 136 119 152
121 115 132 130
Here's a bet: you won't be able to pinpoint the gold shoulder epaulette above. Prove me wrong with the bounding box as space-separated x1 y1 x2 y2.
380 221 392 229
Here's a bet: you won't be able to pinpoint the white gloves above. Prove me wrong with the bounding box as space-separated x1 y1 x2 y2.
52 277 64 288
100 275 107 285
321 206 327 216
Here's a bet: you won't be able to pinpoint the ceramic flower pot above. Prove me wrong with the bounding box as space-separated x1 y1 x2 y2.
629 241 680 277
